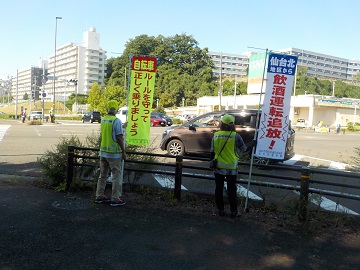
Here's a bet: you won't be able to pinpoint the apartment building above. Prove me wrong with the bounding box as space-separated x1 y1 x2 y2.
11 66 44 103
45 27 106 102
11 27 106 105
208 48 360 82
207 51 249 79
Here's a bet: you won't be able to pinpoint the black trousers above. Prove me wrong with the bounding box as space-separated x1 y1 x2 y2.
214 173 237 213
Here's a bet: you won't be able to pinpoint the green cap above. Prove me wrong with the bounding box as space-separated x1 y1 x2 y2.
221 114 235 125
107 100 119 110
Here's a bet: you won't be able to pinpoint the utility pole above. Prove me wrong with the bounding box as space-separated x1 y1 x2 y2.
219 52 222 110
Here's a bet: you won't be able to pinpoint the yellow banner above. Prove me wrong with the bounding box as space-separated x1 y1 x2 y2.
126 56 157 146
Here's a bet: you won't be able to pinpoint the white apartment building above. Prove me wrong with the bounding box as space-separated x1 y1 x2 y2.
11 27 106 107
208 48 360 82
207 51 249 79
45 27 106 103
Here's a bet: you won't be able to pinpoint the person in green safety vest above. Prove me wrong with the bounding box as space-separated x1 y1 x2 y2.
95 100 127 206
210 114 252 218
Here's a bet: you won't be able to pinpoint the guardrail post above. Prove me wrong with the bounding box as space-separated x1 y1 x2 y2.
174 155 183 201
298 167 310 222
66 145 75 191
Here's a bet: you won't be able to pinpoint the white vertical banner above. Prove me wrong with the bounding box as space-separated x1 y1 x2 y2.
255 53 298 160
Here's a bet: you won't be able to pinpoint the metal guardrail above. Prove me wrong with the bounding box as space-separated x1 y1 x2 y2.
67 145 360 220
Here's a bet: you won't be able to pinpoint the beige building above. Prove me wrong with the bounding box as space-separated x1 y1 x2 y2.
196 94 360 128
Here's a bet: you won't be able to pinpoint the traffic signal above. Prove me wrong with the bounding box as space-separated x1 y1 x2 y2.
31 90 35 100
35 87 40 100
69 79 78 86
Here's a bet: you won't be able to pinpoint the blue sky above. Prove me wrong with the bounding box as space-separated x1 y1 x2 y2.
1 0 359 78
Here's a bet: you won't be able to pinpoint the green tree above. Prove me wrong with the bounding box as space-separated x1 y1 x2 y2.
87 83 103 111
356 72 360 82
104 33 217 108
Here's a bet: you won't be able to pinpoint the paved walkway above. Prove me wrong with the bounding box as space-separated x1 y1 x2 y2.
0 181 359 270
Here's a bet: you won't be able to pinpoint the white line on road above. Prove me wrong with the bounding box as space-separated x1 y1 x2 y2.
282 154 304 165
0 125 11 141
293 191 359 216
153 174 188 190
328 161 347 170
224 182 263 201
33 128 41 136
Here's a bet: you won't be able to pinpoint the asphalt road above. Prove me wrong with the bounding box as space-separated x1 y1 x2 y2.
0 119 359 215
1 119 360 170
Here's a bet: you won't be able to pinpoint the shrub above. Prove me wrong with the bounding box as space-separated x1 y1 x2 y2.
172 118 183 125
28 120 42 125
38 135 83 187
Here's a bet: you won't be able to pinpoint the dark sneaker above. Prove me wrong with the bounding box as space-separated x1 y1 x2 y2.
95 195 111 204
230 211 241 218
218 210 226 217
110 199 126 207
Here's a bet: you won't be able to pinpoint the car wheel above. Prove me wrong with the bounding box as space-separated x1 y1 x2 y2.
167 139 184 156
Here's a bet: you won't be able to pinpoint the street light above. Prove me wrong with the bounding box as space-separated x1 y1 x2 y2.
53 16 62 118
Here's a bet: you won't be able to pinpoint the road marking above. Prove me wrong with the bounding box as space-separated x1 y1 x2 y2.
282 154 304 165
328 161 347 170
283 154 349 171
294 191 359 216
0 125 11 141
33 128 41 136
153 174 188 190
224 182 263 201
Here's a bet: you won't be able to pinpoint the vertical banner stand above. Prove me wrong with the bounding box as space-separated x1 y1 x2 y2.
120 57 131 196
244 49 268 212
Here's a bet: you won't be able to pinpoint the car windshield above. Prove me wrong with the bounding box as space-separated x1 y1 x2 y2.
190 114 222 127
151 115 162 119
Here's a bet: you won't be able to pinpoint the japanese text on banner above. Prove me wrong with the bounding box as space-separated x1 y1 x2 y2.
255 53 298 160
126 56 157 146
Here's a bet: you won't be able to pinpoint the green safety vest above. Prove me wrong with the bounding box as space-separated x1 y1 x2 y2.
213 131 238 170
100 115 122 154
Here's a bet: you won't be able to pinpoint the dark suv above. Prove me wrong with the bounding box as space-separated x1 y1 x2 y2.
82 111 101 123
159 109 296 164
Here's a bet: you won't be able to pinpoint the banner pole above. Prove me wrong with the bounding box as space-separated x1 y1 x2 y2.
120 56 132 196
244 48 268 212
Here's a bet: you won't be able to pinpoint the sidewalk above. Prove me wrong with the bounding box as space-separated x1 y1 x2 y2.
0 181 359 270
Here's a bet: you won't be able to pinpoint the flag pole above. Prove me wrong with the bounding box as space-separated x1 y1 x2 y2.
120 56 131 196
244 48 269 212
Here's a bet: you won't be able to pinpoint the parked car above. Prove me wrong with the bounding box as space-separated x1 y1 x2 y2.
295 118 307 128
82 111 101 123
150 114 166 127
116 107 128 124
159 109 296 164
151 112 173 126
27 111 43 121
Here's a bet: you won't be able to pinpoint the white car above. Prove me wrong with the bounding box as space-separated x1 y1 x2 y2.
116 107 128 123
295 118 307 128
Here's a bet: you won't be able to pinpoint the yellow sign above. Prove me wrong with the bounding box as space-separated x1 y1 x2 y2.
126 56 157 146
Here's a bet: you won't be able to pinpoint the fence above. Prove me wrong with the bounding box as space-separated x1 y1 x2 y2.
67 145 360 221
